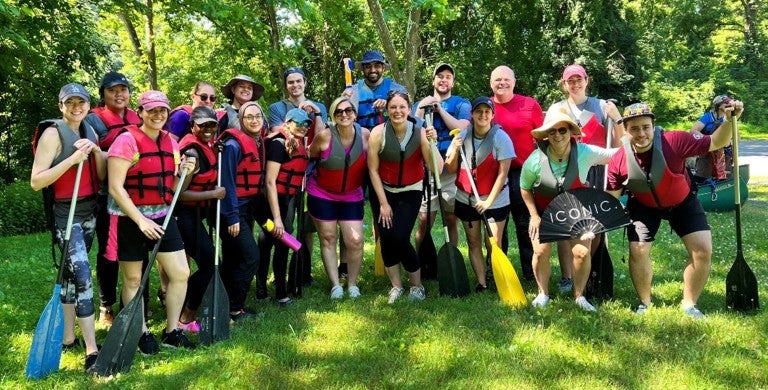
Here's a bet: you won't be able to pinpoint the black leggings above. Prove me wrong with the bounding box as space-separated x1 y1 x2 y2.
176 205 215 311
220 203 260 312
257 194 298 300
370 189 421 272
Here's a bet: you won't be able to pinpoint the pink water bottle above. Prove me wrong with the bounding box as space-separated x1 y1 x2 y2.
263 219 302 251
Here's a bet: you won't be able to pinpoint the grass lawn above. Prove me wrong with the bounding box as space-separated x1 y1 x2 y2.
1 184 767 388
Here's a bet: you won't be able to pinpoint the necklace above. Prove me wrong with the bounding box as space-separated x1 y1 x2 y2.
550 145 569 162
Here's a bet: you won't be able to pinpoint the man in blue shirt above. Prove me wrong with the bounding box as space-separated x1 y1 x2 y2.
268 67 327 135
343 50 405 129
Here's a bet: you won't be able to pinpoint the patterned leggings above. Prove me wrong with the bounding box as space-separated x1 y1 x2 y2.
56 216 96 318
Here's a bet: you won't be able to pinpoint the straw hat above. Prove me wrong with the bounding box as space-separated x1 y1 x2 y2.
531 110 581 140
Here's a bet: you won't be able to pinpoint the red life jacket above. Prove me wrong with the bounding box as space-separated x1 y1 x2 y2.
313 123 366 193
531 139 585 211
579 114 607 148
122 125 176 206
378 117 424 187
91 106 141 149
179 133 218 207
456 125 502 197
623 128 690 208
32 119 99 201
218 128 263 198
267 129 309 196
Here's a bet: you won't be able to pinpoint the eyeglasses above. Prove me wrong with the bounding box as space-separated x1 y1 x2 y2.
334 107 355 117
242 114 263 121
195 93 217 102
566 77 585 85
547 127 569 136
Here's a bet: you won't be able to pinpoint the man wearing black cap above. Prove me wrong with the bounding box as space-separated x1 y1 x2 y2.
268 67 327 135
343 50 405 129
412 63 471 262
83 71 142 326
218 74 265 132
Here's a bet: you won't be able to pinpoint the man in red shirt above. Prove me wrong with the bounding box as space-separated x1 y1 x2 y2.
490 65 544 281
606 102 743 318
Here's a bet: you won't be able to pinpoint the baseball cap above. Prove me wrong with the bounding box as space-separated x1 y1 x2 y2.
285 108 312 127
562 64 588 81
471 96 494 112
283 67 306 84
190 106 218 125
138 90 171 111
622 102 655 122
59 83 89 103
433 63 455 77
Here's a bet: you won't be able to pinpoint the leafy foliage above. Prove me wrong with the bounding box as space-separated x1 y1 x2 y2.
0 181 45 237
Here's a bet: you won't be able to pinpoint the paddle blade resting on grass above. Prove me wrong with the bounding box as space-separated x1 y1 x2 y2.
584 237 614 302
488 237 527 307
437 244 470 297
199 267 230 345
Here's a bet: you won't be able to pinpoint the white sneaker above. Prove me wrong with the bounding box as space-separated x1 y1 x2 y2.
387 287 404 304
348 285 361 299
330 285 344 299
531 293 550 308
575 296 597 312
408 286 426 301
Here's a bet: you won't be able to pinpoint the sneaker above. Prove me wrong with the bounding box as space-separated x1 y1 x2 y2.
138 331 160 355
330 285 344 299
532 293 550 308
177 320 201 333
99 306 114 327
230 309 258 322
276 298 293 307
62 337 82 351
348 285 361 299
635 303 649 315
255 286 271 302
387 287 404 304
408 286 426 302
475 284 487 293
575 296 597 312
559 277 573 293
84 351 99 373
683 305 704 319
161 328 197 349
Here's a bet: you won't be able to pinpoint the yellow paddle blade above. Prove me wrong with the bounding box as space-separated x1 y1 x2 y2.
488 238 527 307
374 238 386 276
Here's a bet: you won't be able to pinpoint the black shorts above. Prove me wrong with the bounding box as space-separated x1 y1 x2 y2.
116 215 184 261
454 200 509 224
626 191 710 242
307 194 365 221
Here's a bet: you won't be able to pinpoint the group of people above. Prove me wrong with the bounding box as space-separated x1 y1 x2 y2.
31 48 745 373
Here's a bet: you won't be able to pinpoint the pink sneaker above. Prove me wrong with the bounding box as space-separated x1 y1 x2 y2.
177 320 200 333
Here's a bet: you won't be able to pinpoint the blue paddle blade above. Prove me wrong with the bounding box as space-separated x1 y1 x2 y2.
25 284 64 379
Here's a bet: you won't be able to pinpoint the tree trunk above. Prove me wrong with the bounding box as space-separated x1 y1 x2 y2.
264 0 284 95
366 0 403 88
740 0 764 76
117 11 143 61
144 0 158 89
403 6 421 95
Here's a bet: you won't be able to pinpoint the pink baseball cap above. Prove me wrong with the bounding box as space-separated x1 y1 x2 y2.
562 64 588 81
138 90 171 111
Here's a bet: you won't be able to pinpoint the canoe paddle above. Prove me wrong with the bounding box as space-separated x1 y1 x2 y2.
91 160 190 376
199 150 230 345
453 129 527 307
725 114 759 312
25 162 84 379
418 106 438 280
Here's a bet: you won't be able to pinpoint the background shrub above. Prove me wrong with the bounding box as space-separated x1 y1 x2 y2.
0 181 46 237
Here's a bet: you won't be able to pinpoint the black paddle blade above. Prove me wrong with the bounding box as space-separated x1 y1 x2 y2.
25 285 64 379
91 288 146 376
584 237 614 302
437 244 470 297
419 232 438 280
199 266 231 346
726 253 759 312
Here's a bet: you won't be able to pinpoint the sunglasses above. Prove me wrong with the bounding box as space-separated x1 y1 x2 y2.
334 107 355 117
547 127 569 136
242 114 263 121
195 93 217 102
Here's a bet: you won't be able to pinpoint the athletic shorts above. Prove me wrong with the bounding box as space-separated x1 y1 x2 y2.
626 191 710 242
419 170 457 214
116 215 184 261
307 194 364 221
454 200 509 223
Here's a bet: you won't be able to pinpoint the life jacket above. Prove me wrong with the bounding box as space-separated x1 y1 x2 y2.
313 123 366 193
178 133 218 207
276 99 318 142
378 117 425 187
356 78 393 129
122 125 176 206
531 138 584 211
570 97 608 148
90 106 141 149
218 128 263 197
623 128 690 208
266 129 309 196
32 119 99 201
433 95 470 154
456 125 502 197
220 104 241 130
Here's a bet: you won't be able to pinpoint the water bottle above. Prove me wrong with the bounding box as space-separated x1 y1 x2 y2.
263 219 302 251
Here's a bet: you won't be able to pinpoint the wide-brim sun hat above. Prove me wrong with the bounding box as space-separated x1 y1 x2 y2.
356 50 390 70
221 74 264 101
531 110 581 140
